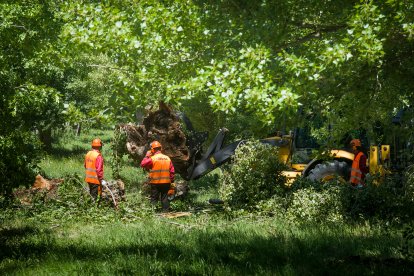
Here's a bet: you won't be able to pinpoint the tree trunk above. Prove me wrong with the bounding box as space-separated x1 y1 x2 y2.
39 127 52 150
76 123 82 136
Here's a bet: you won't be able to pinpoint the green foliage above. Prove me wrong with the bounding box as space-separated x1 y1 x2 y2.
0 0 64 195
0 132 42 197
341 175 414 222
10 84 64 131
400 223 414 261
285 179 345 223
285 175 414 224
63 54 120 127
48 0 414 142
3 0 414 201
110 127 128 179
1 198 412 275
2 132 414 274
255 174 414 224
219 140 287 210
57 174 92 209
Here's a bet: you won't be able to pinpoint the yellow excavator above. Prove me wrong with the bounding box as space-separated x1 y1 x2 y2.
185 127 399 185
264 131 391 184
182 109 411 184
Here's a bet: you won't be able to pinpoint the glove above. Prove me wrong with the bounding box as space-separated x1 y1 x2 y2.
167 183 176 198
167 188 175 196
101 180 108 186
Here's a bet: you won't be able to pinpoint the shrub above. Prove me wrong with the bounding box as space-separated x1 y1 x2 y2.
403 165 414 208
0 131 43 198
283 177 345 223
219 140 287 210
340 174 414 222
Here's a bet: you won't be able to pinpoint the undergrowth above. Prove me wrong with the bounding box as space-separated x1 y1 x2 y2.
1 129 414 274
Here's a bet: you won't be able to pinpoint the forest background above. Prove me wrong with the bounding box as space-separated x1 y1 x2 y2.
1 0 414 274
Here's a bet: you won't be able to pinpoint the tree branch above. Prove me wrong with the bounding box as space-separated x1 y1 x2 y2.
276 24 347 52
85 64 132 72
11 24 28 31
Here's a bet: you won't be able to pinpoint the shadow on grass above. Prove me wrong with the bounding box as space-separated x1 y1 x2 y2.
0 226 51 260
1 224 413 275
190 173 221 191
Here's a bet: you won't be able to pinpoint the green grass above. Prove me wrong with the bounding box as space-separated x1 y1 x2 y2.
1 129 413 275
1 216 411 275
40 128 145 186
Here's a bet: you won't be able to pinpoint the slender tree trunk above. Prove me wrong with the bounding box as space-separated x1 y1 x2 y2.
76 123 82 136
39 127 52 150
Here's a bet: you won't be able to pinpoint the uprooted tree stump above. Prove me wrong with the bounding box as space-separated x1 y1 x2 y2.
117 102 200 178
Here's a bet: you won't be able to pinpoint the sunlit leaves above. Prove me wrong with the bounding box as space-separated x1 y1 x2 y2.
4 0 414 139
10 84 64 131
345 2 386 65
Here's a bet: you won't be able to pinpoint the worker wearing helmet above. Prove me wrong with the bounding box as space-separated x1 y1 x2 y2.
350 139 368 188
140 140 175 211
84 138 105 201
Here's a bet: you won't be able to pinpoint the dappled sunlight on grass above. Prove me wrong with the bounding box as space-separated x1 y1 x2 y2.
1 218 412 275
3 128 413 274
39 129 146 184
40 156 84 179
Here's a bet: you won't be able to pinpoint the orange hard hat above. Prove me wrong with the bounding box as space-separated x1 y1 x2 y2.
91 138 103 147
151 140 162 150
350 139 361 147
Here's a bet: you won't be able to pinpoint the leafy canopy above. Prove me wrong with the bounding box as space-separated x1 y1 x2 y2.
1 0 414 195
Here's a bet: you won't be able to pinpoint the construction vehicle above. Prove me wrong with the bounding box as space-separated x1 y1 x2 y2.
183 125 403 184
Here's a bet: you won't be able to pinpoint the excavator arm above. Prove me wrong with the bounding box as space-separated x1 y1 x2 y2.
185 128 288 180
185 128 238 180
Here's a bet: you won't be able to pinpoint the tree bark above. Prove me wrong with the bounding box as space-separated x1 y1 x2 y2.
39 127 52 150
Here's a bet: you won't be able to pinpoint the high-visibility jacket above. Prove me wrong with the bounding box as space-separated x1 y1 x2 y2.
350 151 365 185
149 153 172 184
85 150 101 184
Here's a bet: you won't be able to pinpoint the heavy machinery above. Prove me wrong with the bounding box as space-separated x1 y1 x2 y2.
174 106 414 185
184 127 394 184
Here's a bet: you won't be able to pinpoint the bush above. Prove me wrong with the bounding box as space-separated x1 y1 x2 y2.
282 177 345 223
264 173 414 224
218 140 414 223
219 140 287 210
286 185 345 223
0 131 43 198
340 174 414 222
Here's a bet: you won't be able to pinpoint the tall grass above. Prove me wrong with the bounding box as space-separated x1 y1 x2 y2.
1 216 411 275
1 128 413 275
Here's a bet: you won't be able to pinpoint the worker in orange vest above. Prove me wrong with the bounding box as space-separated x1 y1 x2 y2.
350 139 369 188
140 141 175 211
84 138 105 201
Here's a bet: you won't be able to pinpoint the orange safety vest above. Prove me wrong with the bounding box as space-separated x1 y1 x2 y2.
350 151 364 185
149 153 172 184
85 150 101 185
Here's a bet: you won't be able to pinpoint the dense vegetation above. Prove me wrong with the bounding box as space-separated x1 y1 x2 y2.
1 131 414 274
1 0 414 195
1 1 414 273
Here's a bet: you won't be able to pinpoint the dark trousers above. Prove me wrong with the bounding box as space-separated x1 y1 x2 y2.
88 183 101 201
150 183 171 211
